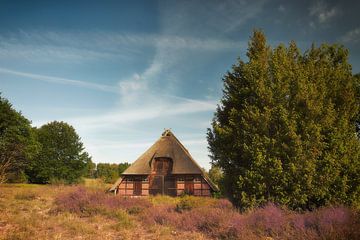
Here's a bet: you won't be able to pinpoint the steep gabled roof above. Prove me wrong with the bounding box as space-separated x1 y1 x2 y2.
109 129 218 192
123 129 203 175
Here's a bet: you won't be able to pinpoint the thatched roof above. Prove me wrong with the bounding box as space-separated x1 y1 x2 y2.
109 129 218 192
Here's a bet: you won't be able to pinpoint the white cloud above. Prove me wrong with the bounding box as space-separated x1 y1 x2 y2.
0 67 118 93
159 0 267 34
0 31 242 64
60 96 216 129
309 1 340 24
340 28 360 44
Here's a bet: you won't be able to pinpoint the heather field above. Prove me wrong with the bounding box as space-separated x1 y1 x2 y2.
0 183 359 240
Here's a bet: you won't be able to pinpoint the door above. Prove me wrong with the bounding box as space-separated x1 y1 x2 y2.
150 175 163 195
185 180 194 195
164 176 176 196
134 181 142 196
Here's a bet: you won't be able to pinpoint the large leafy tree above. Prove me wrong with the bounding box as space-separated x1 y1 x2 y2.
208 30 360 210
0 94 38 182
28 121 89 184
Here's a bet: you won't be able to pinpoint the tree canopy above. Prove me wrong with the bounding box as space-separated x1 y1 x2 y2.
27 121 89 184
96 162 130 183
0 94 38 182
208 30 360 210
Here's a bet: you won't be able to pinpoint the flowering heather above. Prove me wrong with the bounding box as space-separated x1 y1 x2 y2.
53 187 360 240
54 186 151 216
245 203 287 236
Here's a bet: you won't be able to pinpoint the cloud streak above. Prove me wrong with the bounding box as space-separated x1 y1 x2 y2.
0 31 243 64
60 97 217 129
340 28 360 44
0 67 118 93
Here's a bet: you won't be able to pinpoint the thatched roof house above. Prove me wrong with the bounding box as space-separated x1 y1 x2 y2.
110 129 218 196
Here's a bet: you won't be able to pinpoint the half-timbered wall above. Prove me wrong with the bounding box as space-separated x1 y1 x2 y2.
118 175 212 197
176 175 211 196
117 176 149 196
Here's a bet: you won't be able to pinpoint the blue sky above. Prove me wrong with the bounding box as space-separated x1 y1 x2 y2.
1 0 359 169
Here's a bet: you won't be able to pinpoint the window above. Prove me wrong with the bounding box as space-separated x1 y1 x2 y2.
177 177 184 182
153 158 173 175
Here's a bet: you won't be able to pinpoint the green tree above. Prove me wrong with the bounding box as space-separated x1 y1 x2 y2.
208 30 360 210
118 162 130 175
208 165 223 187
82 153 96 178
0 94 39 182
208 165 224 197
96 163 119 183
27 121 88 184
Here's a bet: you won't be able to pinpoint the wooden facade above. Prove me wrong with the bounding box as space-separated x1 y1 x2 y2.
110 130 218 196
116 174 211 197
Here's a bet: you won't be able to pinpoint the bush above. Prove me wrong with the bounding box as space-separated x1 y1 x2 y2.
53 188 360 239
54 186 152 217
175 196 200 212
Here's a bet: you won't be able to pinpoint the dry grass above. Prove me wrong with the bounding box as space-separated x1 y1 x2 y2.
0 183 205 240
0 183 359 240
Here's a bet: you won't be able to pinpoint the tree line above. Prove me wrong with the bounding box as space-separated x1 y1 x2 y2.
208 30 360 210
0 96 129 184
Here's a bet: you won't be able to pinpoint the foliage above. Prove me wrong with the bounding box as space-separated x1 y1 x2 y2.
0 94 39 183
93 162 130 183
118 162 130 175
83 154 96 178
27 121 89 184
175 195 202 212
208 166 223 186
54 186 152 216
140 194 359 240
95 163 119 183
208 30 360 210
0 158 11 184
208 165 224 197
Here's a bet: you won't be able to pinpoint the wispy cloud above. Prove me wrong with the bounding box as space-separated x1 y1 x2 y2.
309 1 341 25
0 67 118 93
60 97 216 129
0 31 242 64
159 0 267 35
340 28 360 44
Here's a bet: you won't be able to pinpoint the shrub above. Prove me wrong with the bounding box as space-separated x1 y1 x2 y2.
54 188 360 239
175 195 203 212
54 186 152 217
245 203 287 237
142 204 180 226
302 206 359 240
212 198 233 209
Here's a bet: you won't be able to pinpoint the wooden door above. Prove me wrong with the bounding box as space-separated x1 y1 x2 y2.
150 175 163 195
164 176 176 196
185 180 194 195
134 181 142 196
